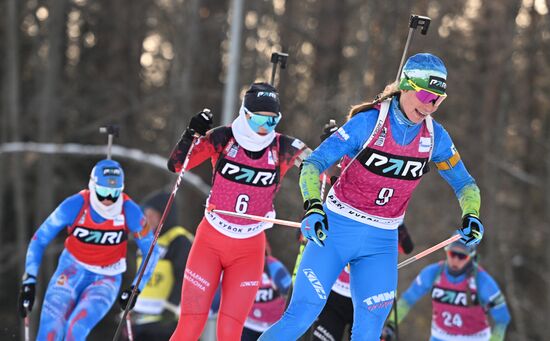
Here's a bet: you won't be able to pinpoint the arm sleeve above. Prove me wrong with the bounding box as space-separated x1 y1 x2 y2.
431 123 481 217
165 236 192 305
397 263 441 323
299 111 377 202
477 272 511 341
278 135 311 177
24 194 84 282
125 200 161 292
167 127 227 173
268 258 292 295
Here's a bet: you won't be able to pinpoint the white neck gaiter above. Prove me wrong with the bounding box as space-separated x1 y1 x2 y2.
231 104 276 152
88 180 124 219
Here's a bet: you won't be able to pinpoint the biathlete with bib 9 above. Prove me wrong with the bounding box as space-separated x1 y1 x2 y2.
259 53 485 341
167 82 310 340
18 159 160 340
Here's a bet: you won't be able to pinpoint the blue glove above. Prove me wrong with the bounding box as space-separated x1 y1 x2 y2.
457 214 484 246
301 199 328 247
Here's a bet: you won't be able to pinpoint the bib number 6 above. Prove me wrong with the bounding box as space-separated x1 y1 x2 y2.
235 194 250 213
375 187 394 206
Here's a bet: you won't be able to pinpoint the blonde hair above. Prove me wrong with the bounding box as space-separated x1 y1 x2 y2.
346 81 400 121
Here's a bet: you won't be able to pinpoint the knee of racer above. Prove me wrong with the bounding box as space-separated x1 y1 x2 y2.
283 300 326 333
351 304 392 340
217 312 245 340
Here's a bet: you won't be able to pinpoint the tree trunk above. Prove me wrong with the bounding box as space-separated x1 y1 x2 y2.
6 0 28 338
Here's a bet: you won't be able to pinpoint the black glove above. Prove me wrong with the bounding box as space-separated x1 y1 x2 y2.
18 277 36 318
187 109 213 136
118 286 140 311
380 322 396 341
398 223 414 254
320 119 338 142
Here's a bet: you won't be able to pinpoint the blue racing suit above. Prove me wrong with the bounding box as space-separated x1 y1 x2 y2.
23 192 159 340
260 97 481 341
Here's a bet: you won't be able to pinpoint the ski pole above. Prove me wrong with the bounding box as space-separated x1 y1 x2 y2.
112 110 208 340
395 14 431 83
207 206 300 228
397 234 460 269
270 52 289 86
125 312 133 341
23 302 30 341
99 125 120 160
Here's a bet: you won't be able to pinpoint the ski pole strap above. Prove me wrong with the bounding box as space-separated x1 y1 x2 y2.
397 234 461 269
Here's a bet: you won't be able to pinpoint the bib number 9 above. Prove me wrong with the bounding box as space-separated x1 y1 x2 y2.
235 194 250 213
375 187 394 206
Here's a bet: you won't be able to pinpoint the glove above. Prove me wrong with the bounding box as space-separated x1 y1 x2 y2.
380 322 396 341
301 199 329 247
320 119 338 142
187 109 213 136
458 214 484 246
397 223 414 255
118 286 140 311
18 274 36 318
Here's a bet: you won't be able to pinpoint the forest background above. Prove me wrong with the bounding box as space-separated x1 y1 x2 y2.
1 0 549 340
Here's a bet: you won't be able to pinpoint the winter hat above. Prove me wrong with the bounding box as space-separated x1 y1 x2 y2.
90 159 124 189
399 53 447 95
141 190 178 231
243 82 280 114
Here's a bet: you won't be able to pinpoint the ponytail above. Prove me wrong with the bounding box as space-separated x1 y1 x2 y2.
346 82 400 121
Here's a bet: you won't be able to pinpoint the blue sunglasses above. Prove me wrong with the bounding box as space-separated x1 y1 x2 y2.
244 107 281 133
95 185 122 199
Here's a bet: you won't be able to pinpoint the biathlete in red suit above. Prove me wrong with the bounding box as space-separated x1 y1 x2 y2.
167 82 310 340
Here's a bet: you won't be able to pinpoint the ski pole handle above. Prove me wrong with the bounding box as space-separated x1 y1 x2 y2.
397 234 460 269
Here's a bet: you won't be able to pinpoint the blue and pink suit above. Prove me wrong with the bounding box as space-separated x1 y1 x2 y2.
260 96 480 340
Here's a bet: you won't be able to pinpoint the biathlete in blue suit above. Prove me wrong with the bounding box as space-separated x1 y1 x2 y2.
259 53 485 341
18 159 160 340
382 237 510 341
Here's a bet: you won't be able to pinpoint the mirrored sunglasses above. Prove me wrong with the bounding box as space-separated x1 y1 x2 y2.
447 250 470 260
95 185 122 199
406 78 447 106
244 107 282 128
